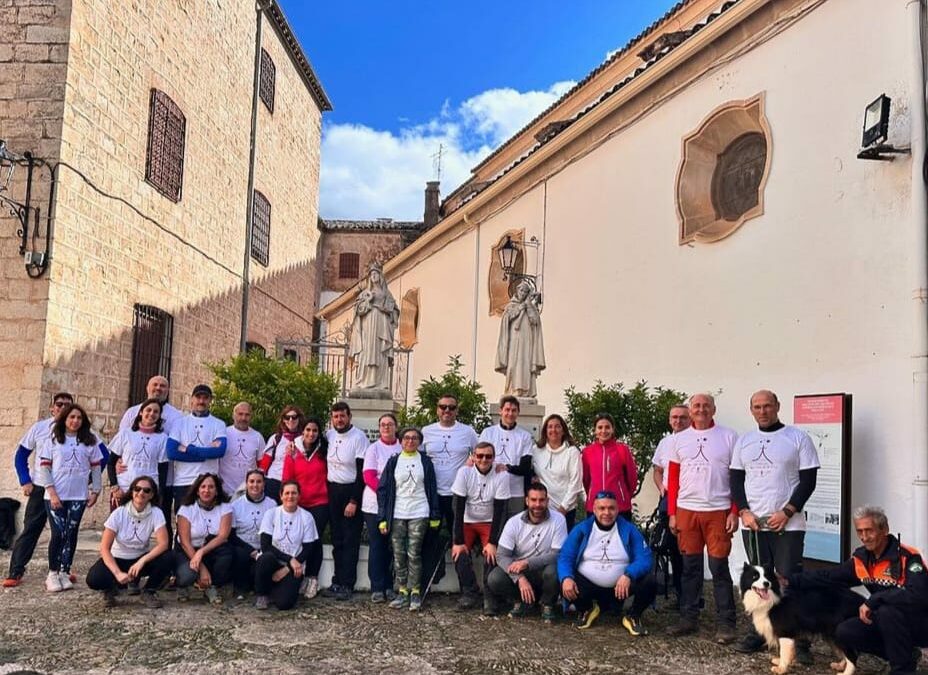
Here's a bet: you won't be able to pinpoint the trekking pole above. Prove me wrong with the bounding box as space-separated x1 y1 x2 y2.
422 538 451 604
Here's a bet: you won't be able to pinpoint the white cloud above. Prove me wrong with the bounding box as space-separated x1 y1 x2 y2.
319 81 576 221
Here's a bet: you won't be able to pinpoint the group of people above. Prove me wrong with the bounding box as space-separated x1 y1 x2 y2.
4 377 927 673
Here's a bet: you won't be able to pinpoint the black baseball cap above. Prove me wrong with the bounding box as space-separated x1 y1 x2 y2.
192 384 213 397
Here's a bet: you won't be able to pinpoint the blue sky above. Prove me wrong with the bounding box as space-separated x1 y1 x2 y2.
279 1 679 219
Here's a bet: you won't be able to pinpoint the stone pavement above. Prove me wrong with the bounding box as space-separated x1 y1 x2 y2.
0 542 917 675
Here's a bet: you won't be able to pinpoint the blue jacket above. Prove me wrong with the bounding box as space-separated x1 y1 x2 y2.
557 515 653 583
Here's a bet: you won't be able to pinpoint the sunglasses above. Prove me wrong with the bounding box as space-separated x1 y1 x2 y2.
133 486 154 495
473 453 494 460
283 414 300 420
595 490 616 500
438 404 458 411
53 401 70 407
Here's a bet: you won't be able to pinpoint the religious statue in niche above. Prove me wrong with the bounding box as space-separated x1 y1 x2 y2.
495 279 546 399
349 263 399 394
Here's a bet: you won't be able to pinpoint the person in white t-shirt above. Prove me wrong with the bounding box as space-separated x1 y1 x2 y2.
117 375 182 433
107 398 169 505
478 396 534 518
666 393 739 642
531 414 584 530
730 389 820 658
451 441 510 612
174 472 234 604
422 394 479 587
166 384 227 514
85 475 172 608
35 403 103 593
220 402 265 495
254 481 320 611
487 483 568 623
229 469 276 599
362 413 401 603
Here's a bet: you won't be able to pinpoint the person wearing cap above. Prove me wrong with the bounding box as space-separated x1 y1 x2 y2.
166 385 227 515
558 490 656 635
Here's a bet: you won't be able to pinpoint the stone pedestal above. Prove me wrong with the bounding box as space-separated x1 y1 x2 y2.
344 396 402 439
489 399 546 437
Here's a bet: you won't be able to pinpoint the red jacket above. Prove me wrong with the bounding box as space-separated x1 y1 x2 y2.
581 439 637 513
282 449 328 509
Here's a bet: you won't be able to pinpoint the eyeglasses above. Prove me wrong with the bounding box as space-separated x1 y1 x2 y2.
438 404 458 411
473 453 494 460
53 401 69 408
595 490 616 500
133 486 153 495
283 414 300 420
401 435 420 442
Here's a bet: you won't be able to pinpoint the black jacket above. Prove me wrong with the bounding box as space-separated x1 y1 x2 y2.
376 451 441 526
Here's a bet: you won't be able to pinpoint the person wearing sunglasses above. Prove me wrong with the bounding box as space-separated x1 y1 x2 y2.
4 391 73 588
558 490 655 635
259 406 306 503
450 441 510 613
377 427 441 611
362 413 401 603
86 475 171 608
422 394 478 587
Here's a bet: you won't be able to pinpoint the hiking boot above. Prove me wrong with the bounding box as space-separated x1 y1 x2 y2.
541 605 556 624
255 594 269 610
389 590 409 609
204 586 222 605
622 614 649 636
409 592 422 612
577 601 601 629
370 591 387 603
385 588 397 602
303 577 319 599
666 618 698 637
45 571 62 593
142 592 163 609
177 586 190 602
457 592 479 610
508 602 526 619
127 580 141 596
58 571 74 591
102 589 117 608
733 632 766 653
335 586 352 602
2 576 23 588
715 625 737 645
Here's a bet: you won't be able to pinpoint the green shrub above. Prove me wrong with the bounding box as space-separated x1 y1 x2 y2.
399 355 491 430
564 381 687 496
206 350 339 438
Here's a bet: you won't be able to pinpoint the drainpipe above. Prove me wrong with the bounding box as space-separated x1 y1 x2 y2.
907 0 928 554
240 0 269 352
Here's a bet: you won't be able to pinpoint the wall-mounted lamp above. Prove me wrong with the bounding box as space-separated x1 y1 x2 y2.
498 234 542 299
857 94 910 161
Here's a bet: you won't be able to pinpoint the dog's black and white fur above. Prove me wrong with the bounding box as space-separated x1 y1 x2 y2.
739 563 863 675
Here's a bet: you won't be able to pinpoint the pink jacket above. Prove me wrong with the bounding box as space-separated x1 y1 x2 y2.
581 439 637 513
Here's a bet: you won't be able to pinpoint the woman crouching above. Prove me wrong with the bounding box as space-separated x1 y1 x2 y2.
175 472 234 604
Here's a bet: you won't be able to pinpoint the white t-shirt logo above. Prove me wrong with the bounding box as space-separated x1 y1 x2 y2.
234 437 250 460
747 438 775 478
685 436 711 473
126 519 147 548
192 423 206 446
598 534 615 569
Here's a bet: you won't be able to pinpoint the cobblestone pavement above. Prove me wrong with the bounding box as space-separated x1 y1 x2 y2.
0 545 917 674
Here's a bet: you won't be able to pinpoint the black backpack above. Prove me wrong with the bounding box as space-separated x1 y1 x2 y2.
0 497 21 550
645 504 675 557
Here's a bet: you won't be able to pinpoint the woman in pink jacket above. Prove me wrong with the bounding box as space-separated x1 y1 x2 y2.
581 413 637 519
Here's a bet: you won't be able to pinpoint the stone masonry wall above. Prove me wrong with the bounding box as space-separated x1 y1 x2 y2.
320 230 406 294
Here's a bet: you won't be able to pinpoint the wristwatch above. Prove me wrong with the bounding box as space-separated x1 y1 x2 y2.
782 505 796 518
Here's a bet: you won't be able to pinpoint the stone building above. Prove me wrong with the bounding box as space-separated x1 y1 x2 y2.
319 0 928 558
0 0 330 496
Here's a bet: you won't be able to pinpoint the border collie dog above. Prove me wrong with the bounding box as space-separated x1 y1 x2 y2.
739 563 863 675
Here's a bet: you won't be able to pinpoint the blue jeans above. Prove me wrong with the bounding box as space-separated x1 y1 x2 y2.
363 512 392 593
44 500 86 573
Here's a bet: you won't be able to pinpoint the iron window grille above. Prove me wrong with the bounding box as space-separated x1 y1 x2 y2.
144 90 186 202
339 252 360 279
128 304 174 406
260 49 276 113
251 190 271 266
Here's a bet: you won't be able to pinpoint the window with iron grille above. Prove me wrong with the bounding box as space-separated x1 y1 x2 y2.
339 252 360 279
245 342 266 356
283 349 298 362
145 90 186 202
128 304 174 406
251 190 271 266
260 49 276 113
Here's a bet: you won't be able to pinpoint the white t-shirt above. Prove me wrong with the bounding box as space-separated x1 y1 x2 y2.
231 494 277 550
731 425 821 531
423 421 479 496
220 426 265 492
498 509 568 562
478 424 534 498
261 434 292 481
118 402 182 434
652 434 675 489
104 505 167 559
577 523 630 587
670 424 739 512
39 436 104 501
259 505 319 559
451 464 510 523
325 426 369 485
108 429 168 490
18 417 55 485
170 414 228 487
531 444 584 512
177 501 232 548
361 439 400 514
393 452 430 520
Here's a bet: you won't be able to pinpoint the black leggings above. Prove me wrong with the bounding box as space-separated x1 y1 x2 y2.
231 539 258 592
86 551 173 593
174 542 234 588
305 504 330 577
254 553 301 610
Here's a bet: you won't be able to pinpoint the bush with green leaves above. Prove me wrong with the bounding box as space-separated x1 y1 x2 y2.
206 350 339 439
564 380 688 496
399 355 491 430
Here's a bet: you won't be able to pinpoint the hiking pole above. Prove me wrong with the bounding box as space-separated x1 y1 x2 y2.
422 538 451 604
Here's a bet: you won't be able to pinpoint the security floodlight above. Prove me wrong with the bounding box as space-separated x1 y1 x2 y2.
862 94 890 148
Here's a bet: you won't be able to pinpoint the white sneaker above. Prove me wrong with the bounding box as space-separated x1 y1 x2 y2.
304 576 318 599
58 572 74 591
45 571 62 592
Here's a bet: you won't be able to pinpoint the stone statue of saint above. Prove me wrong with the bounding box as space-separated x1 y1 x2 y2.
495 280 546 399
349 264 399 392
